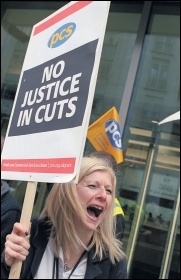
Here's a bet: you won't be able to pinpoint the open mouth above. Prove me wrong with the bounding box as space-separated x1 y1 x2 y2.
87 206 103 218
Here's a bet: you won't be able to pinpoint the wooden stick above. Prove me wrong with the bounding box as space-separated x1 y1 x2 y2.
8 181 38 279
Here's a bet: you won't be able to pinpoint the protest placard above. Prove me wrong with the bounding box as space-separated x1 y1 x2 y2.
1 1 111 184
1 2 111 278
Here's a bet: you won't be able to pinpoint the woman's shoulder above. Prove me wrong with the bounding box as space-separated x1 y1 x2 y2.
30 217 52 239
86 249 127 279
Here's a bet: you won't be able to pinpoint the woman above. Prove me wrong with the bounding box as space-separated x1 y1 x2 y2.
2 157 127 279
88 151 125 241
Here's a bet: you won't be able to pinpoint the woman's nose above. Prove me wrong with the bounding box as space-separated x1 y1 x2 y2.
96 187 107 200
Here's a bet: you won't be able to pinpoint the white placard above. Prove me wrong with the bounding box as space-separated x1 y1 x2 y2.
1 1 111 183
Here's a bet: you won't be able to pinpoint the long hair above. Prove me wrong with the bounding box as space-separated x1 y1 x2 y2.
40 157 125 263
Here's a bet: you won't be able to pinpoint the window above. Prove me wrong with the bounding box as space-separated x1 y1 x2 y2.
147 58 169 91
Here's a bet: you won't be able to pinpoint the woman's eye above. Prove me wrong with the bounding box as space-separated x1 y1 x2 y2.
106 189 112 195
88 184 97 189
87 185 112 195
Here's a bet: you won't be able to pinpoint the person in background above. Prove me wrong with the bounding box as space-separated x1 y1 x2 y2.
89 151 125 241
1 135 21 255
114 197 125 240
2 156 127 279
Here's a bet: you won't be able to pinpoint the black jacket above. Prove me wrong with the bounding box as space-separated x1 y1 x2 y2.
115 214 125 241
1 180 21 255
1 218 127 279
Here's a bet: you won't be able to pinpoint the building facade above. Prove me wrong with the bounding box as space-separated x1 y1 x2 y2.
1 1 180 278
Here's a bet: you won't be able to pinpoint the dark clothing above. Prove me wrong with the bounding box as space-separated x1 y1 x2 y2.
115 214 125 241
1 217 127 279
1 180 21 255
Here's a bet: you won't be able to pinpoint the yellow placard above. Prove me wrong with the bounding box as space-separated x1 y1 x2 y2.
87 107 123 163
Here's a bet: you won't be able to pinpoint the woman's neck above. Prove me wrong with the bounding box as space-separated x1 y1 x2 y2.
63 230 92 259
74 223 93 246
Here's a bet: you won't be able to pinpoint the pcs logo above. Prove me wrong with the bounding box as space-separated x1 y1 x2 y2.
105 120 122 150
48 22 76 48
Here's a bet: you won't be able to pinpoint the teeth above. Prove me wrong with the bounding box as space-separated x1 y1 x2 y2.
89 205 103 210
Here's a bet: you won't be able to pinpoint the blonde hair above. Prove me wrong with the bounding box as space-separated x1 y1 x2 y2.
40 157 125 263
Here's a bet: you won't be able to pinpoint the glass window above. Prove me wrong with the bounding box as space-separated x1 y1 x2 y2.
85 2 142 151
121 2 180 279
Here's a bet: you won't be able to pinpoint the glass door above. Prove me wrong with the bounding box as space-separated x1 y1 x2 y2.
120 2 180 278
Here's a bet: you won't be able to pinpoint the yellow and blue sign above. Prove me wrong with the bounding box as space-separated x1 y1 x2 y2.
87 107 123 163
48 22 76 48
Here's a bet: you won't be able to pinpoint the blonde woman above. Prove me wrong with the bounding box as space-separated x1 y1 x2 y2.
2 157 127 279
